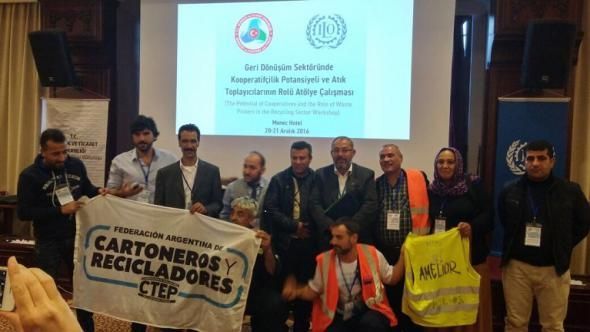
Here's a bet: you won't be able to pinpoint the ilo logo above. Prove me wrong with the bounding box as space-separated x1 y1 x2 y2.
506 140 528 175
307 14 347 49
235 13 273 54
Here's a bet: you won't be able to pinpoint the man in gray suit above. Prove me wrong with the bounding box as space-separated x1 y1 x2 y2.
310 136 377 250
154 124 222 217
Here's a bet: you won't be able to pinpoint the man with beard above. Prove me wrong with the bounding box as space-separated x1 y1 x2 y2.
310 136 377 250
16 128 122 332
107 115 177 204
263 141 316 332
220 151 268 225
154 123 222 217
107 116 177 332
282 217 405 332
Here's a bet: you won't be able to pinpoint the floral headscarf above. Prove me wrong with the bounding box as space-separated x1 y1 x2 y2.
429 147 469 196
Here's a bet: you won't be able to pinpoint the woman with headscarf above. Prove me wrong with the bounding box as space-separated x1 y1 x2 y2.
427 147 493 332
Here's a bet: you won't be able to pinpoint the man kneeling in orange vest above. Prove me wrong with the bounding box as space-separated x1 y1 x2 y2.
282 217 405 332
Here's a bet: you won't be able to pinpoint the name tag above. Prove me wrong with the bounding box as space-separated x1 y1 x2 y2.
434 217 446 234
386 210 400 230
137 189 150 203
342 301 354 321
55 185 74 205
525 224 542 247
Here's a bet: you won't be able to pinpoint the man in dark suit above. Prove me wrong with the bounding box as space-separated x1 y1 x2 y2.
310 136 377 250
154 123 222 217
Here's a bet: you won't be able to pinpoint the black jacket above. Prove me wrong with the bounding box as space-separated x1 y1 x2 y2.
263 167 315 254
154 159 222 217
428 177 493 265
498 174 590 275
17 155 99 240
310 163 377 249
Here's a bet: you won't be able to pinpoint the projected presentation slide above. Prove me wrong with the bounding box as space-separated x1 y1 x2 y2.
177 0 414 139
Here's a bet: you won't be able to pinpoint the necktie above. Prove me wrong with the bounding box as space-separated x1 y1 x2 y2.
248 182 258 200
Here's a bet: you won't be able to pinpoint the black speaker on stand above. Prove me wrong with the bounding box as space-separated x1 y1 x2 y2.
521 19 577 91
28 30 78 89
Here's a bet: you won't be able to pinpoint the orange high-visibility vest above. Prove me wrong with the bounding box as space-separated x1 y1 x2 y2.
406 169 430 235
311 244 397 332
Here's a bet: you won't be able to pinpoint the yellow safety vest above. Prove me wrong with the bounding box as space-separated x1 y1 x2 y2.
402 228 480 327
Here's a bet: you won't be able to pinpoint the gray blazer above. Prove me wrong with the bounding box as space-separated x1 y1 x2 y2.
154 159 223 218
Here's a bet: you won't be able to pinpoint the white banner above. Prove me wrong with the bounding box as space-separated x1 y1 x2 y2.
73 195 260 331
42 97 109 186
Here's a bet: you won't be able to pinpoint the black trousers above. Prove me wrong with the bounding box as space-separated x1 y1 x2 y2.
327 310 391 332
378 243 423 332
246 285 289 332
35 237 95 332
283 237 316 332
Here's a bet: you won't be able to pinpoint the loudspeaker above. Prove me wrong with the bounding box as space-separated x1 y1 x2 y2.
28 30 77 87
521 20 576 90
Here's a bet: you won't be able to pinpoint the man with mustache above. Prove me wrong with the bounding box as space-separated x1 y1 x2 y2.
230 196 289 331
220 151 268 225
282 217 405 332
499 140 590 331
310 136 377 250
154 123 222 217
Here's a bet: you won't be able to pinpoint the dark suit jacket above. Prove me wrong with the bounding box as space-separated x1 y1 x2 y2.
154 159 222 217
310 163 377 249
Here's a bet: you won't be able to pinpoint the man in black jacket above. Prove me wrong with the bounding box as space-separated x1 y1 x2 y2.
17 129 110 332
498 140 590 332
263 141 316 332
310 136 378 250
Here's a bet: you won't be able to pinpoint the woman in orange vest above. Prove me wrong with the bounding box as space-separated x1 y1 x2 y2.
427 147 493 332
283 217 406 332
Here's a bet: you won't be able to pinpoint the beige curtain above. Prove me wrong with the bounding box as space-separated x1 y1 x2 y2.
0 2 41 194
571 2 590 275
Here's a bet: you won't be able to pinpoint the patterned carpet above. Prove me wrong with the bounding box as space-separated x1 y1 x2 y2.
0 313 257 331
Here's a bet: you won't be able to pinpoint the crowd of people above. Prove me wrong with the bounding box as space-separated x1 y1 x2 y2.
11 115 589 332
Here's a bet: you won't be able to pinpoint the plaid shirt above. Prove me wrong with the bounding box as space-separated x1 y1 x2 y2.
375 170 412 247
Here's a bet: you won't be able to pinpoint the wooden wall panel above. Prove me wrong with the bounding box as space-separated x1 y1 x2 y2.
42 0 103 42
39 0 120 167
496 0 582 35
481 0 583 190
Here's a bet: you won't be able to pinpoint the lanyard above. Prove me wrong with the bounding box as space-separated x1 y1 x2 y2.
438 197 448 217
181 171 193 193
139 162 151 186
338 258 359 299
527 187 540 224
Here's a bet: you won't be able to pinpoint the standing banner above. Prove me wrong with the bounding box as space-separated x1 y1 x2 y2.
42 97 109 186
73 195 259 331
491 97 570 255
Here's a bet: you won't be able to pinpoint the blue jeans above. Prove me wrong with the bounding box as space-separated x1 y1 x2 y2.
35 238 95 332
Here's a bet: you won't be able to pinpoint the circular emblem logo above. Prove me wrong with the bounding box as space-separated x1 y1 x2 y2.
306 14 347 49
235 13 273 54
506 140 528 175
